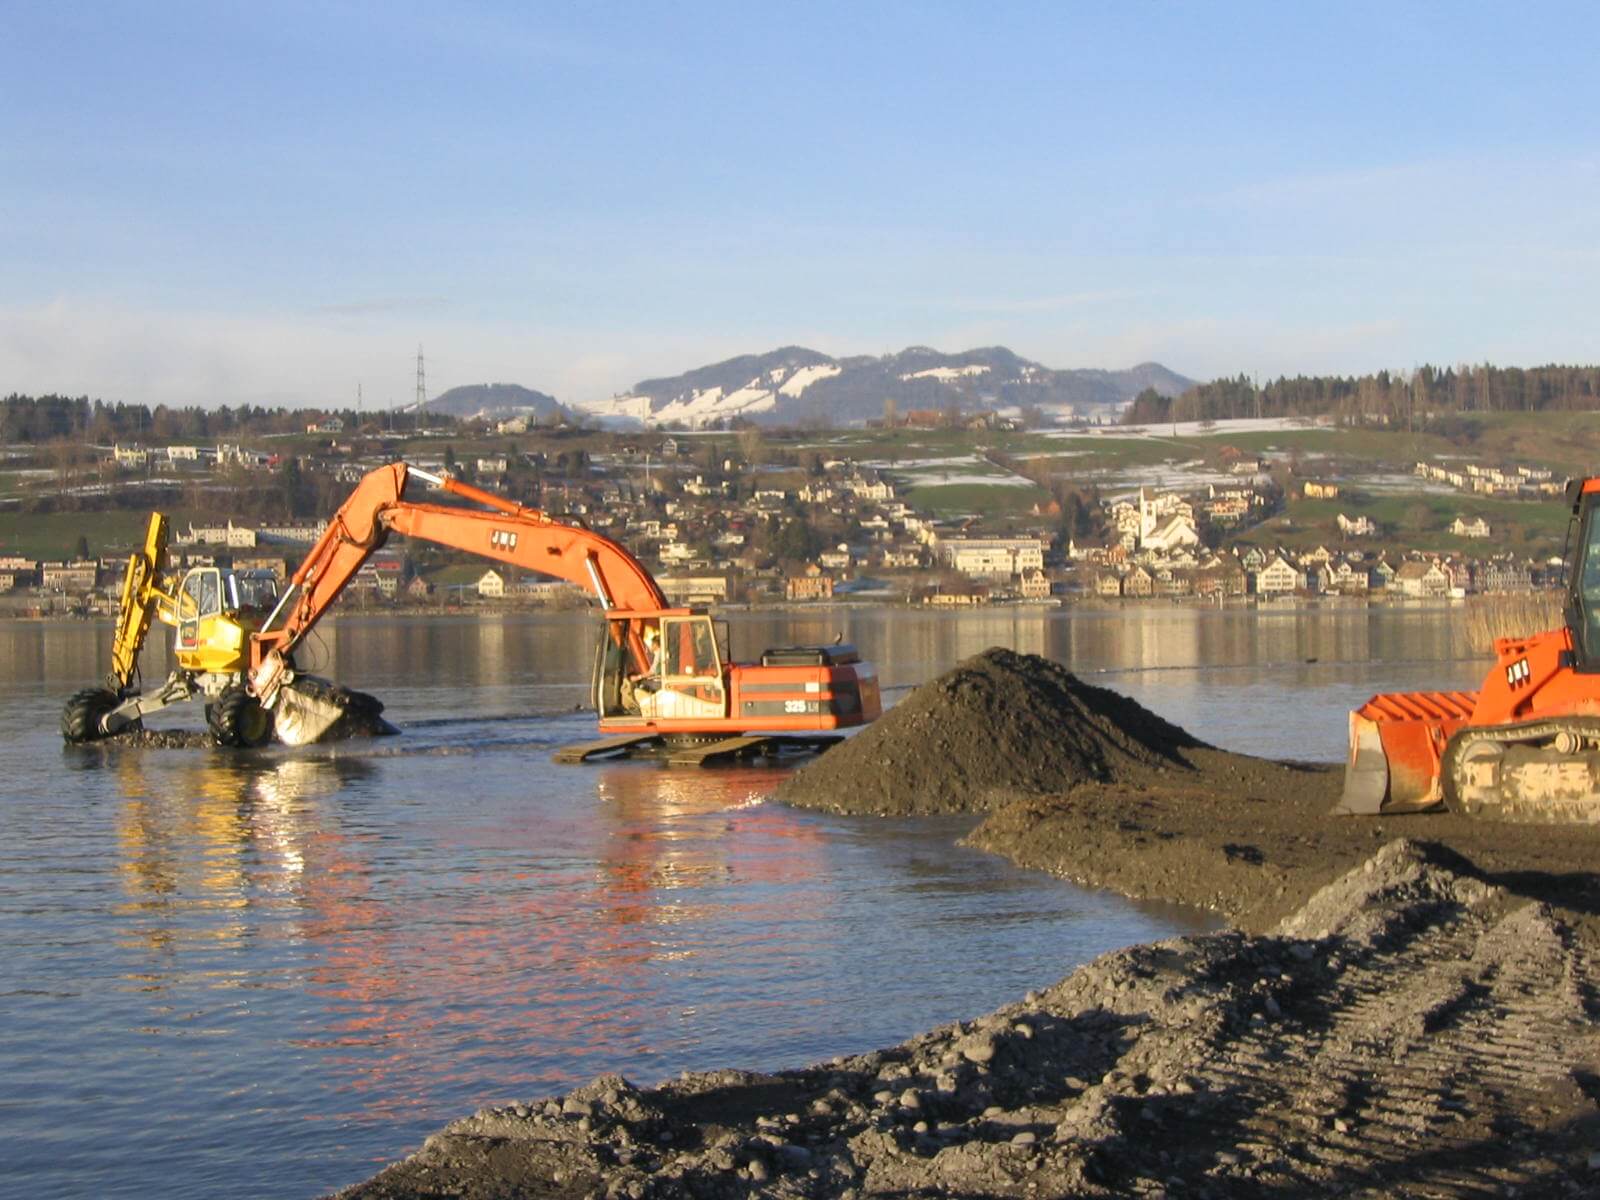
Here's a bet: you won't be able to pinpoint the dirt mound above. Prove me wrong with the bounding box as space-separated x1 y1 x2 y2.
333 839 1600 1200
777 647 1207 815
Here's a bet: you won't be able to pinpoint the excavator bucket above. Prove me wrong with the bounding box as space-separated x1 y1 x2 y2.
271 681 350 746
1333 691 1478 815
270 676 395 747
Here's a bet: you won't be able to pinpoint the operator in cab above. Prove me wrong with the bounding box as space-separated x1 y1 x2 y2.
622 624 662 715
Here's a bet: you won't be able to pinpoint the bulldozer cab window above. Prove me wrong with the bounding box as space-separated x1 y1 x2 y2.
594 626 628 716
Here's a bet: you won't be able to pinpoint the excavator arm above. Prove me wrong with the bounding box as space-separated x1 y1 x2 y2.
249 462 667 707
108 512 173 693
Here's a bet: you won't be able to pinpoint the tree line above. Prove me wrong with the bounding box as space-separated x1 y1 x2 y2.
0 394 454 444
1124 364 1600 427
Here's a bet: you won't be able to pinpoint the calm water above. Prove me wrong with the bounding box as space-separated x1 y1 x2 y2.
0 605 1485 1199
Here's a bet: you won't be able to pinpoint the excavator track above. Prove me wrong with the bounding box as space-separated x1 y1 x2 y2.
1441 716 1600 824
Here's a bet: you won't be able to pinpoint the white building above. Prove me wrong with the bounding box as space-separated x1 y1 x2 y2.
936 536 1047 580
1254 556 1301 595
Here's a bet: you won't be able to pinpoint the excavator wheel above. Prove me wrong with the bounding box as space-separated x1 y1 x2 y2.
209 686 274 748
61 687 121 744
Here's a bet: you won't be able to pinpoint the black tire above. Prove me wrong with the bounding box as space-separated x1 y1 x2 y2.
61 687 119 744
209 687 273 748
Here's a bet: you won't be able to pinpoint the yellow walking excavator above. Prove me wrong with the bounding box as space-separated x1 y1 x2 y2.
60 512 386 747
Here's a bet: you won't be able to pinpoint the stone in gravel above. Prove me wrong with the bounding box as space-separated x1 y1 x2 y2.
959 1034 998 1064
776 1144 812 1169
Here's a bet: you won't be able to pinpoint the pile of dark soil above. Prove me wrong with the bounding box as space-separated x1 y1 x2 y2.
777 647 1209 816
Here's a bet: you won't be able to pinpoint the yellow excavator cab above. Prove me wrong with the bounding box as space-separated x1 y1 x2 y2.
171 566 279 676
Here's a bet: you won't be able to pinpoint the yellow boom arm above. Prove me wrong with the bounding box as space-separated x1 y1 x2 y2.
108 513 172 692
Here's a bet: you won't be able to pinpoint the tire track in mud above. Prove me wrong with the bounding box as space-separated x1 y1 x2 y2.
1153 845 1599 1196
334 841 1600 1199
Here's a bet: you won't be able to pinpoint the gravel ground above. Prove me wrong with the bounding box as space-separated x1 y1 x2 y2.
333 651 1600 1199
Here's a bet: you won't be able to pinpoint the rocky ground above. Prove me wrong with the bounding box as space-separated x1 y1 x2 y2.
334 650 1600 1199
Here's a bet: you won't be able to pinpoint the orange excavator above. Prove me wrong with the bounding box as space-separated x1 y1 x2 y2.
1337 477 1600 822
243 462 879 761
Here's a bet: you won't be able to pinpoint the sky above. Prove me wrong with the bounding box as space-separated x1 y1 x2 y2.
3 1 1598 409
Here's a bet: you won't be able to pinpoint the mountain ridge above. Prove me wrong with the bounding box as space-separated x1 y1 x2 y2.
579 345 1194 428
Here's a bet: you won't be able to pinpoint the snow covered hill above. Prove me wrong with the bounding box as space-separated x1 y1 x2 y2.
576 345 1193 429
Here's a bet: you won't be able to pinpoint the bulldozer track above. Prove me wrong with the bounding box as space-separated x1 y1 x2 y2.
1145 866 1600 1195
1443 716 1600 823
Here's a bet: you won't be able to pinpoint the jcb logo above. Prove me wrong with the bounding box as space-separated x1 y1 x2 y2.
491 530 518 551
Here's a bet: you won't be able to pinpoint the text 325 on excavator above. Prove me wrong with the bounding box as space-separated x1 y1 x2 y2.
1339 477 1600 822
64 462 881 762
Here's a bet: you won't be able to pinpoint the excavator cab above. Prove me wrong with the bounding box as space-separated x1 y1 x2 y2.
172 566 279 675
653 614 727 719
594 610 729 722
1562 479 1600 668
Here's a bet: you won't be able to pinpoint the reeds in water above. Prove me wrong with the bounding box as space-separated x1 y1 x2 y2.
1456 593 1563 654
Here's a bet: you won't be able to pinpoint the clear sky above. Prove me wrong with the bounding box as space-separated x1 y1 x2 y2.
3 1 1597 409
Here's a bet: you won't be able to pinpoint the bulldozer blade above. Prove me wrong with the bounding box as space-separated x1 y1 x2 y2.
1332 691 1478 816
1336 714 1392 815
271 680 350 746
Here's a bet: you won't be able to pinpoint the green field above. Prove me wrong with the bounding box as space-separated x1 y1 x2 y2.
900 482 1049 518
1266 489 1569 557
0 510 200 560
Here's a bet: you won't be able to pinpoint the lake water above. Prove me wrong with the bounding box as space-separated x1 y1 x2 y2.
0 604 1487 1199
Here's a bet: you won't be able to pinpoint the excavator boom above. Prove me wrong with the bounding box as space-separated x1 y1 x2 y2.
108 513 171 693
245 461 877 751
251 462 667 701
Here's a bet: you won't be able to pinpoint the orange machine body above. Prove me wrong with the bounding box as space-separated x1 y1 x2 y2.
1338 476 1600 815
248 463 880 742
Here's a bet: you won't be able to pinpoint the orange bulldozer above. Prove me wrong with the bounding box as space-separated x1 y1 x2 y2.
1337 477 1600 823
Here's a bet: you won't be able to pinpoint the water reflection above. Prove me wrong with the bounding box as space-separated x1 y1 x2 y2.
109 751 373 967
1 607 1486 1200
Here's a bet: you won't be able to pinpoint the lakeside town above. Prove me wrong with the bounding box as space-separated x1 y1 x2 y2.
0 415 1571 618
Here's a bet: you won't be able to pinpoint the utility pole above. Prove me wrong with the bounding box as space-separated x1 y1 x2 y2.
415 345 427 431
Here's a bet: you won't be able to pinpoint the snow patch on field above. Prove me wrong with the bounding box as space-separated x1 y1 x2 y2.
903 474 1039 490
1046 415 1337 440
899 364 992 382
878 455 1041 490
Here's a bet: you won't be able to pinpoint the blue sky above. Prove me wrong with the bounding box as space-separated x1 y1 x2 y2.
3 1 1597 408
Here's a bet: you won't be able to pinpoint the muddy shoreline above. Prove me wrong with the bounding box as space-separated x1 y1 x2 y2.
334 653 1600 1199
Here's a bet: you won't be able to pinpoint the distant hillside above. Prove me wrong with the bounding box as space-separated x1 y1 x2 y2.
577 346 1195 428
410 383 574 424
